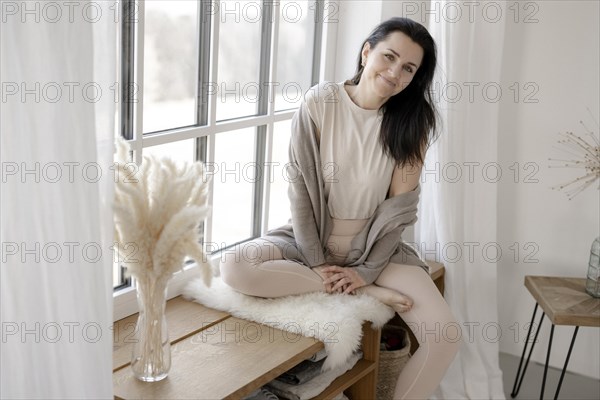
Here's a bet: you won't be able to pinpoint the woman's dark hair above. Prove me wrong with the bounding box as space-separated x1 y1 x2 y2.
349 17 439 168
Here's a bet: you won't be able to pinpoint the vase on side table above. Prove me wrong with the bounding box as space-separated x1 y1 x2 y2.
585 237 600 298
131 279 171 382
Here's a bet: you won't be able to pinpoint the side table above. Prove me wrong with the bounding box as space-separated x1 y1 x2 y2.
510 276 600 400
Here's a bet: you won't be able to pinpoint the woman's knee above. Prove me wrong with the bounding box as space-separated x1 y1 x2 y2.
219 255 242 288
220 257 263 296
381 264 460 355
219 245 256 292
219 240 280 295
408 304 461 361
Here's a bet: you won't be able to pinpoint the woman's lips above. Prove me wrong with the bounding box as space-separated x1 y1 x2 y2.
378 74 396 87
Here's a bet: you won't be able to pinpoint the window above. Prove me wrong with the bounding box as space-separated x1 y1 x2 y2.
114 0 325 290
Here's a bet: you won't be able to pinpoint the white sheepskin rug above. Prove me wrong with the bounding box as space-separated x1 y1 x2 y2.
183 277 395 371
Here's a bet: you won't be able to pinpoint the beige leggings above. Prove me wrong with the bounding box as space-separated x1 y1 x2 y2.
220 218 459 399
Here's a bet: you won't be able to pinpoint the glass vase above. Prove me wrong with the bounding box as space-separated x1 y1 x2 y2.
131 280 171 382
585 236 600 298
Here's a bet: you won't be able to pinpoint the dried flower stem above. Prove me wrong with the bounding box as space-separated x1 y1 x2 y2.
131 277 170 380
548 112 600 200
112 137 212 381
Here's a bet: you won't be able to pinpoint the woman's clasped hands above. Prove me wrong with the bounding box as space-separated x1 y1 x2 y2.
313 264 367 295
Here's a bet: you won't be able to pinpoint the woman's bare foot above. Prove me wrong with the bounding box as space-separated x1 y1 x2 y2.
356 284 413 313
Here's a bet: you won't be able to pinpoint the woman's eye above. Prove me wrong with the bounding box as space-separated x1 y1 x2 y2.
385 54 394 61
404 66 413 73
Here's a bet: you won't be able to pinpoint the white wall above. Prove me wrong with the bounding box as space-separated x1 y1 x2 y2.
330 0 600 380
330 1 382 81
497 0 599 379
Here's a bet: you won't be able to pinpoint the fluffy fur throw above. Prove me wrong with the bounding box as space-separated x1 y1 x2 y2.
183 277 395 371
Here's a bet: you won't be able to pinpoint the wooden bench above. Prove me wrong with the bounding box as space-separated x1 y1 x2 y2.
112 261 445 399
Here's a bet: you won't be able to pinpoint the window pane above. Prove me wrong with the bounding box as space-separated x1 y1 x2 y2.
143 139 195 164
113 139 135 289
268 121 292 230
275 0 316 111
216 0 262 121
143 1 199 133
211 129 256 249
113 263 125 287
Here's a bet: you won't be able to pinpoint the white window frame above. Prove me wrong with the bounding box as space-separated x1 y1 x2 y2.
113 0 339 322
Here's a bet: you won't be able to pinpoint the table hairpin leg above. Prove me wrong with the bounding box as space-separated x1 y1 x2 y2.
511 303 546 398
509 304 585 400
540 324 555 399
552 326 579 400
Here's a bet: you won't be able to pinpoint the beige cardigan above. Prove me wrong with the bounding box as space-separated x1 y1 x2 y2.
264 97 429 285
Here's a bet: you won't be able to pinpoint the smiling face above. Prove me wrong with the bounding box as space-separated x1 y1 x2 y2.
360 30 424 104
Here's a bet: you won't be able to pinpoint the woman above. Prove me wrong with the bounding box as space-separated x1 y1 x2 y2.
221 17 459 399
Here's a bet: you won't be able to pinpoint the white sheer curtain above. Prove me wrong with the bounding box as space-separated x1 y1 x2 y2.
1 2 116 398
415 9 507 400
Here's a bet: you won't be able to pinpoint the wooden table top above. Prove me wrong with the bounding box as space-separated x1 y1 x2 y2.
524 276 600 327
113 297 324 399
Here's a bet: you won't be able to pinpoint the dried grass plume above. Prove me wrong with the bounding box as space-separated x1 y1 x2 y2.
113 137 212 287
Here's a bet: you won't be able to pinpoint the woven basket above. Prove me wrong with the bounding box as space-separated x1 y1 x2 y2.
376 324 411 400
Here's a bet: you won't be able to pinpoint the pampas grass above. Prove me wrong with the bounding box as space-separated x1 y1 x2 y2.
113 136 212 381
113 137 212 286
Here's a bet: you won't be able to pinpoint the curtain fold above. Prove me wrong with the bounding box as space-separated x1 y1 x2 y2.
414 8 507 400
1 2 116 398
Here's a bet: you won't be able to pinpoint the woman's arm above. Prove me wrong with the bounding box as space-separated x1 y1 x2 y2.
388 162 423 197
286 100 328 267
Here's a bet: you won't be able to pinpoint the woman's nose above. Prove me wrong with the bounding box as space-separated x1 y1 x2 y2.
389 63 403 77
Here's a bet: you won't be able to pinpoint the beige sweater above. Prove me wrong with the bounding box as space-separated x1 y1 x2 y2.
316 80 395 219
264 84 429 285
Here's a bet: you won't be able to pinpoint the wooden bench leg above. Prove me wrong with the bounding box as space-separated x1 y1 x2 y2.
345 323 381 400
